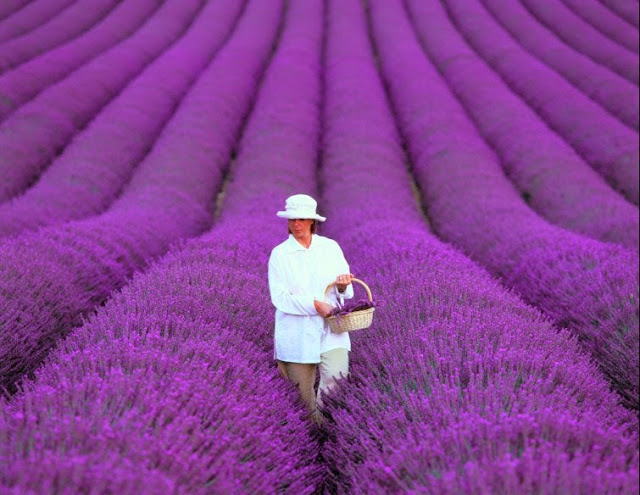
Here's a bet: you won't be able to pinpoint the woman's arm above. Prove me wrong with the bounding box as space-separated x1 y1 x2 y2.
268 253 322 316
333 243 355 300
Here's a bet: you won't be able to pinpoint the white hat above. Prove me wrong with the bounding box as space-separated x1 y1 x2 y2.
276 194 326 222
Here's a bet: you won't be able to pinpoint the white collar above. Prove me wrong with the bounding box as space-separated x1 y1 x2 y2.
285 233 320 252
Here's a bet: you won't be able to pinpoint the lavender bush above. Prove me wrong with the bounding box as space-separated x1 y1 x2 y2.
442 0 639 205
0 0 76 44
0 0 31 21
0 0 203 203
368 0 639 410
0 0 282 395
560 0 638 53
520 0 639 85
0 293 320 493
0 0 121 73
598 0 640 28
0 0 246 239
481 0 638 129
319 1 638 492
405 0 639 250
0 0 160 121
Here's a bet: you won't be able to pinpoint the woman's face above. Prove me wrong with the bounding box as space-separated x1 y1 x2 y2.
288 218 314 239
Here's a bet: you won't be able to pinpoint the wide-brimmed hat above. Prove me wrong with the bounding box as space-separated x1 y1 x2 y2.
276 194 326 222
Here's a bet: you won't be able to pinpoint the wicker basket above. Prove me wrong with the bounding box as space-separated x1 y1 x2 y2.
324 278 375 333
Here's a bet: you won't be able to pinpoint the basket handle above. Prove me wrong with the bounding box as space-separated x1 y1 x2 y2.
324 278 373 301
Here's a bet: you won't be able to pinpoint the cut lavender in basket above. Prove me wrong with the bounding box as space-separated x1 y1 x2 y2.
329 298 377 318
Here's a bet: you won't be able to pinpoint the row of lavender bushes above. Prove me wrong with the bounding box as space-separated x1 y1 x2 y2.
0 0 161 122
558 0 638 53
0 0 122 73
405 0 638 250
442 0 639 205
481 0 638 130
521 0 639 84
0 0 204 203
0 0 246 239
595 0 640 28
318 1 638 492
0 0 76 43
0 0 282 395
0 0 324 490
369 0 639 410
0 0 31 21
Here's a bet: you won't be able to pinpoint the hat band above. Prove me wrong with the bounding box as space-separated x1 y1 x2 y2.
286 206 317 218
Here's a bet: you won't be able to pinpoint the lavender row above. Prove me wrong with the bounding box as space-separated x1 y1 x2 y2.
0 0 30 21
520 0 639 85
442 0 639 205
1 0 323 489
561 0 638 53
0 283 319 493
0 0 246 240
599 0 640 28
0 0 204 203
318 1 638 491
370 0 639 410
0 0 76 44
0 0 121 73
0 0 160 122
0 0 282 395
405 0 638 249
482 0 638 129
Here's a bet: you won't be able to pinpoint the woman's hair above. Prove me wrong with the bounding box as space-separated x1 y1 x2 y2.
288 220 317 235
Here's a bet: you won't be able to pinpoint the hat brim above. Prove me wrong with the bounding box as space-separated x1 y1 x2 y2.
277 211 326 222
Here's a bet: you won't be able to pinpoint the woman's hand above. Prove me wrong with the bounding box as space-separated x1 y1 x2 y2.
335 273 355 293
314 299 334 318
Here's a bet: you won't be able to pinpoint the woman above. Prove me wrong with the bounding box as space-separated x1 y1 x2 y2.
268 194 354 424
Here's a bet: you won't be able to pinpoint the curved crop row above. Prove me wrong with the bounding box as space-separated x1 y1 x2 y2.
0 0 121 73
0 0 31 22
561 0 638 53
521 0 639 85
442 0 639 205
0 0 283 395
0 0 203 204
482 0 638 130
405 0 638 249
0 0 247 240
0 0 76 44
1 295 319 493
599 0 640 28
318 1 638 492
0 0 323 490
369 0 639 410
0 0 161 122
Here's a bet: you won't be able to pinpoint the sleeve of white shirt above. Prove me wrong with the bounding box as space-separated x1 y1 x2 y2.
268 251 318 316
333 243 355 300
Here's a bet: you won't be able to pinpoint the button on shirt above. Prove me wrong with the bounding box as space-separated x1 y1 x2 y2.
268 234 354 363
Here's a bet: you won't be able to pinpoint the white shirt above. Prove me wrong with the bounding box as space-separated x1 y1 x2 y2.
268 234 354 363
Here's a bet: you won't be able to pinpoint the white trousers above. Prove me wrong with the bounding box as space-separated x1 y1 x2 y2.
316 347 349 407
277 348 349 423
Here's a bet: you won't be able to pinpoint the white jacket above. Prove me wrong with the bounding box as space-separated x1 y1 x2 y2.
268 234 354 363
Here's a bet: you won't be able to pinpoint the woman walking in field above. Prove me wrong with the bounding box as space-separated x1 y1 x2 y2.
268 194 354 424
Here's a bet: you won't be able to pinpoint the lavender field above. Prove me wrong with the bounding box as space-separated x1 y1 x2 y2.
0 0 638 493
